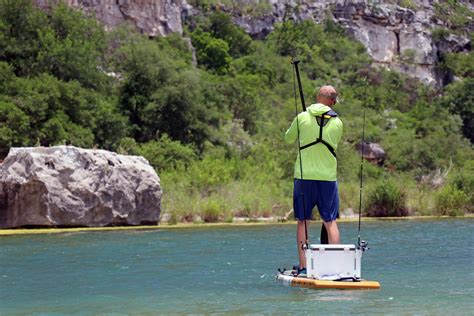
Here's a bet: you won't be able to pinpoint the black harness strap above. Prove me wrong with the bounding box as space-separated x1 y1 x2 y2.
299 111 337 158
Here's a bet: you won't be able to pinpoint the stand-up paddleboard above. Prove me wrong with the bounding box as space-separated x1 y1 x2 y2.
276 269 380 290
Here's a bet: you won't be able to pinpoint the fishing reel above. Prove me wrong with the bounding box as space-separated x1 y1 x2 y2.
358 240 369 252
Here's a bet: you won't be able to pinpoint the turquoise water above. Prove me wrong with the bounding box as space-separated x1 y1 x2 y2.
1 219 473 315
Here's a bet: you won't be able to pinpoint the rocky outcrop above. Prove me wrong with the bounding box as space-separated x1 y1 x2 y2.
34 0 472 85
35 0 188 37
228 0 472 86
0 146 162 228
357 142 385 165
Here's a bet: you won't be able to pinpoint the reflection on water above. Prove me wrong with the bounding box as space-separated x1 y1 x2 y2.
1 219 473 314
306 290 367 301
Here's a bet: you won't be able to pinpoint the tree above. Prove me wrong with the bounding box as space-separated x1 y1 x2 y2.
0 0 108 90
209 12 252 58
439 78 474 142
191 28 232 74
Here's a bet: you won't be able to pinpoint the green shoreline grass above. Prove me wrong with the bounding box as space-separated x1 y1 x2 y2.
1 215 472 236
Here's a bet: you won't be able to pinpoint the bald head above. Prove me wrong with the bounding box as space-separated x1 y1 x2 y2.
317 85 338 107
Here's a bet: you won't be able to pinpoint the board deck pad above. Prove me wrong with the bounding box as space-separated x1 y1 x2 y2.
277 268 380 290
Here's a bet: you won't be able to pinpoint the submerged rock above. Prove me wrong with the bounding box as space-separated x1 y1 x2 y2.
0 146 162 228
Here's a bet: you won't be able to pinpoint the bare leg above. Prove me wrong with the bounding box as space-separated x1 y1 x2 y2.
323 220 340 244
297 220 309 268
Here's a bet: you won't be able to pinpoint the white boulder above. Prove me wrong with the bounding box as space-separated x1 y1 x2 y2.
0 146 162 228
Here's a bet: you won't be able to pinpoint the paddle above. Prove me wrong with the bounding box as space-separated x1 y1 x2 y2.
291 57 329 245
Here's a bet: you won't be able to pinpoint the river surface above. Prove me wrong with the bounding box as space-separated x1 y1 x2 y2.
1 219 473 315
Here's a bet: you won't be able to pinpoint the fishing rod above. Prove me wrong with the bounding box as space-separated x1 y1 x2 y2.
290 58 329 246
291 58 308 250
357 78 368 249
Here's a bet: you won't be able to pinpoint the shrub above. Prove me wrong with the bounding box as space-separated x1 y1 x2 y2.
339 181 359 215
399 0 418 10
365 178 408 216
134 135 197 172
191 28 232 74
405 185 435 216
200 196 225 222
434 185 469 216
431 28 450 43
209 12 252 58
448 160 474 211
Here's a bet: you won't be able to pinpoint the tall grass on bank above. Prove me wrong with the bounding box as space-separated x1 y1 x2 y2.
160 155 293 223
435 185 469 216
160 156 474 223
365 178 409 217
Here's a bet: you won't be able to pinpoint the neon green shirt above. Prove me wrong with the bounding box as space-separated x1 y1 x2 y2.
284 103 343 181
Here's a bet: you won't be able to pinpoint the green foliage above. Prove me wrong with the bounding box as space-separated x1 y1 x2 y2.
446 160 474 211
268 19 369 81
191 27 232 74
444 52 474 78
1 3 473 221
438 78 474 142
0 72 125 152
399 48 416 65
215 74 266 134
399 0 418 10
431 28 451 43
435 185 469 216
134 135 197 172
0 100 29 157
0 0 107 90
200 196 227 222
433 1 474 33
114 33 227 147
188 0 271 17
209 12 252 58
365 178 409 217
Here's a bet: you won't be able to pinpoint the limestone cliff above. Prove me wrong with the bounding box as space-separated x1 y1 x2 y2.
35 0 188 37
34 0 472 85
221 0 473 85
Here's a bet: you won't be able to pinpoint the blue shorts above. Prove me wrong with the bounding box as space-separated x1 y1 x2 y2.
293 179 339 222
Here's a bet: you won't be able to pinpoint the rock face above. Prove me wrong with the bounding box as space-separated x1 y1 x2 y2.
229 0 472 86
34 0 472 85
35 0 188 37
357 142 386 166
0 146 162 228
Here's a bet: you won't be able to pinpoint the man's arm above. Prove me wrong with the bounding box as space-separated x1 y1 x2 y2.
284 117 298 144
335 119 343 144
331 118 343 150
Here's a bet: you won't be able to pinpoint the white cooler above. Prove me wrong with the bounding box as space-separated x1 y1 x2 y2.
305 244 362 280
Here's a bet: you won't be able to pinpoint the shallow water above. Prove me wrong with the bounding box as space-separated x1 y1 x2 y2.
1 219 473 315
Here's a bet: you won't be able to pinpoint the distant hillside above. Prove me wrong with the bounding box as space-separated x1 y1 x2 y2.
34 0 473 86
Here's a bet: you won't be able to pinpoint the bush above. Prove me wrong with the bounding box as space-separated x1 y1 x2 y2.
209 12 252 58
134 135 197 172
435 185 469 216
365 178 409 217
443 161 474 213
191 28 232 74
0 100 29 157
399 0 418 10
200 196 226 222
438 78 474 142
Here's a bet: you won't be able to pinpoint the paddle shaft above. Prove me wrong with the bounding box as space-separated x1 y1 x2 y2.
291 58 328 245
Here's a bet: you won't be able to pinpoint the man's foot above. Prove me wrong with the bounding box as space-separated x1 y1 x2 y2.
297 267 307 276
292 267 306 277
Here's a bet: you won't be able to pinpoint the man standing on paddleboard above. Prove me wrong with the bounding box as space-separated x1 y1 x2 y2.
284 85 343 276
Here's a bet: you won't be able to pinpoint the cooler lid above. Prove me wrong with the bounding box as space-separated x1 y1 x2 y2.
308 244 356 251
